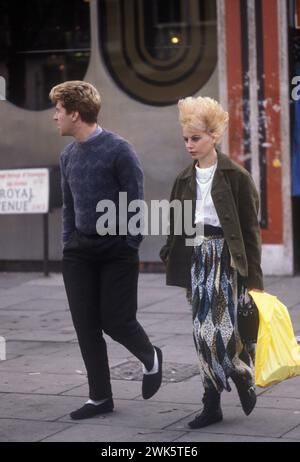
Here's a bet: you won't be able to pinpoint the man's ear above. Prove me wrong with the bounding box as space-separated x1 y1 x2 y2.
71 111 80 122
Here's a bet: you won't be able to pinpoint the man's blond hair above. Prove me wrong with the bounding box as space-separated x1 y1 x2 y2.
49 81 101 124
178 96 229 143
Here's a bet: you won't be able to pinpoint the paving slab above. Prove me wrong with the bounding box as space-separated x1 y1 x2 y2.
137 274 181 290
2 328 77 342
62 379 144 400
135 376 203 406
3 285 66 300
262 376 300 398
0 393 87 421
59 399 196 430
0 349 86 374
144 375 266 408
40 292 69 301
24 274 64 287
140 303 189 315
145 318 193 335
156 343 197 364
158 333 195 349
0 344 124 375
0 294 40 310
136 312 188 329
255 395 300 411
263 276 287 289
0 308 71 330
173 432 293 442
0 272 41 289
281 423 300 440
140 298 191 314
264 277 300 308
0 419 71 442
0 370 87 394
0 298 69 312
41 424 185 443
3 340 79 359
166 406 300 438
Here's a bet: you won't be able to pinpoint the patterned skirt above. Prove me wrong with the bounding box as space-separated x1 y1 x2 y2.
189 231 255 393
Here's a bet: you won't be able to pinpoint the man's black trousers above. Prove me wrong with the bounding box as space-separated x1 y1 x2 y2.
62 231 154 400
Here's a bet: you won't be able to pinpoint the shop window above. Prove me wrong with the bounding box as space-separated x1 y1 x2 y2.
98 0 217 106
0 0 91 110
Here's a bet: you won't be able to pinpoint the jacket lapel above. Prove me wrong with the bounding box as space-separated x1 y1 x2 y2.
179 152 236 226
180 162 196 199
211 153 235 208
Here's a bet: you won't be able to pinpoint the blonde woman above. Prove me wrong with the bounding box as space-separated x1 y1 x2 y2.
160 97 263 429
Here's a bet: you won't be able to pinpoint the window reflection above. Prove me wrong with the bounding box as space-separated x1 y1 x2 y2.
98 0 217 106
0 0 91 110
143 0 183 61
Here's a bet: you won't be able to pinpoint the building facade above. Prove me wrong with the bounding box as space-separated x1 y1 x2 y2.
0 0 298 275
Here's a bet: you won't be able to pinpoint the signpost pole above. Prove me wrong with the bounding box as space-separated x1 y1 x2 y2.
43 213 49 277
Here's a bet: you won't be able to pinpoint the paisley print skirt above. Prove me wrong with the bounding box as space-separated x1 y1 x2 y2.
190 234 255 393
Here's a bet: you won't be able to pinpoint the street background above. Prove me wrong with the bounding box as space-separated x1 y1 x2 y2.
0 272 300 442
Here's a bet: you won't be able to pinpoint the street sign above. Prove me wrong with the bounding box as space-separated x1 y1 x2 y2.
0 168 49 214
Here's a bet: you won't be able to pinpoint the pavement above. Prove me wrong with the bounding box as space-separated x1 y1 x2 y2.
0 271 300 443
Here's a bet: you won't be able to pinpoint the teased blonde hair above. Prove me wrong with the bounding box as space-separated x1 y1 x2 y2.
178 96 229 143
49 80 101 124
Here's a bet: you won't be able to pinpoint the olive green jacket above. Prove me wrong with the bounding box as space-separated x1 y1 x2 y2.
160 152 264 290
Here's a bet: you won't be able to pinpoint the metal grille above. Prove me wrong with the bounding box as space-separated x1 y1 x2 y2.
110 360 199 382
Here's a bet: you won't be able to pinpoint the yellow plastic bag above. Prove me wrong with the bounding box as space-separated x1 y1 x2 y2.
249 291 300 387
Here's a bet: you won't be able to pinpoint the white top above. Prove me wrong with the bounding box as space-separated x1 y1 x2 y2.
194 162 220 227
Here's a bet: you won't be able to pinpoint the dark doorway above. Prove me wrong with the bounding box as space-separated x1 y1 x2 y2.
289 1 300 272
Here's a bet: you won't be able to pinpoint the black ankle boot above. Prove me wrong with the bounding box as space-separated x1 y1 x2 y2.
231 371 256 416
188 389 223 429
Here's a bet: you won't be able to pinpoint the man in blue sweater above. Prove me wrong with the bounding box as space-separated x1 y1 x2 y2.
49 81 162 420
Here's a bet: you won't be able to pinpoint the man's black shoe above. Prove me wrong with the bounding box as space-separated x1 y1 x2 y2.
70 397 114 420
142 347 163 399
188 405 223 429
231 371 256 416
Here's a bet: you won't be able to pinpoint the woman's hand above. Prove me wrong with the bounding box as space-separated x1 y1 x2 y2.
248 288 264 293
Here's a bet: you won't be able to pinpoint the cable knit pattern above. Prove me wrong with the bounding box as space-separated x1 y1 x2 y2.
60 129 144 248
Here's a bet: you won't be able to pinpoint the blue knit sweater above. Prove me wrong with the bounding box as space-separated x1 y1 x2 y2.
60 129 144 248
